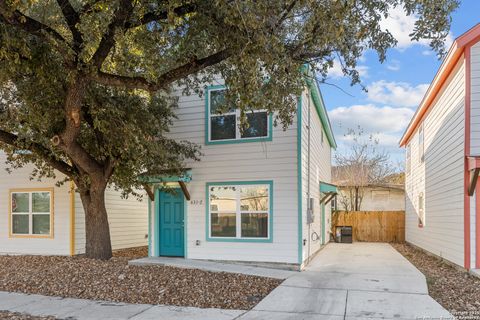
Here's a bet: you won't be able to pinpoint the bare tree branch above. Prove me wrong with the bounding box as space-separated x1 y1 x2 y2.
333 128 394 211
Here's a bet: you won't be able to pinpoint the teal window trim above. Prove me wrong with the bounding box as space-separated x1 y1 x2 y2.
204 85 273 145
153 187 187 257
205 180 273 243
296 95 303 264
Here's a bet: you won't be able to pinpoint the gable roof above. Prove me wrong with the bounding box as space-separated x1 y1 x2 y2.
305 73 337 149
399 23 480 147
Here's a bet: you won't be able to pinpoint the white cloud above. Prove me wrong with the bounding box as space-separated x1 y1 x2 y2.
386 59 401 71
422 50 434 56
330 104 414 159
380 6 454 51
357 65 369 78
366 80 429 108
327 59 369 79
330 104 414 135
444 33 454 50
327 60 344 78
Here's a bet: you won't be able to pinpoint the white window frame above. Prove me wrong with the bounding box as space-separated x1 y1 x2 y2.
10 189 54 237
207 87 271 143
207 183 271 241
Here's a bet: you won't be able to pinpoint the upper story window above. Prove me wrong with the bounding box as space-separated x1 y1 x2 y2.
406 143 411 175
418 123 424 163
206 86 272 145
10 189 53 237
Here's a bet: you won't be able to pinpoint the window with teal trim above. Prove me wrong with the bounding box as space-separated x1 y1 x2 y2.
208 183 270 239
207 87 270 143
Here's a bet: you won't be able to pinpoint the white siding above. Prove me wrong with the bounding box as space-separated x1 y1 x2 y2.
0 151 71 255
300 89 333 263
74 192 85 254
405 57 465 267
469 40 480 268
74 189 148 254
151 82 299 264
104 189 148 250
340 187 405 211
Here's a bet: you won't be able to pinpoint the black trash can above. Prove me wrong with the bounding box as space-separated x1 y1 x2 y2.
341 226 353 243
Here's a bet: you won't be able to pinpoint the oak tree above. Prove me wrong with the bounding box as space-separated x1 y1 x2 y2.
0 0 457 259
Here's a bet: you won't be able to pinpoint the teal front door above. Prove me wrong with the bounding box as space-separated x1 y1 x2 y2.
159 189 185 257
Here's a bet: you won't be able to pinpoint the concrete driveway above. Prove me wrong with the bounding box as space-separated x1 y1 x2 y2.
240 243 452 319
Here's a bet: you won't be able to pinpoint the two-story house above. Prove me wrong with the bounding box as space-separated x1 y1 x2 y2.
399 24 480 274
145 74 337 270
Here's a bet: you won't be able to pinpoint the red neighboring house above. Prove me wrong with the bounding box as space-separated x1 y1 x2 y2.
400 23 480 273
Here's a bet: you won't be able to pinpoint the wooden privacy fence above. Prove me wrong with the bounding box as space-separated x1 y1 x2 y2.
332 211 405 243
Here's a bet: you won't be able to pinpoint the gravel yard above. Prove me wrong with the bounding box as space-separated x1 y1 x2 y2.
112 246 148 259
392 243 480 314
0 311 55 320
0 252 280 310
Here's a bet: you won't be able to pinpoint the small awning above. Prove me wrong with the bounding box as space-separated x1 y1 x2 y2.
139 169 192 201
467 156 480 196
320 182 337 204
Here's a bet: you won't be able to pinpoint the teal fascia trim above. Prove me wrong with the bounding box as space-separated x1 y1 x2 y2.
296 95 303 264
304 74 337 150
148 196 152 256
140 170 192 184
204 85 273 145
320 182 338 194
205 180 273 243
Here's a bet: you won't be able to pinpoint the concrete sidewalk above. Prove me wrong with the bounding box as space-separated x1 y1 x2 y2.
0 291 245 320
238 243 453 319
0 243 453 319
129 256 297 279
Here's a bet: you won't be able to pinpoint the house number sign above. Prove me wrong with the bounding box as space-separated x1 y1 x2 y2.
190 199 203 205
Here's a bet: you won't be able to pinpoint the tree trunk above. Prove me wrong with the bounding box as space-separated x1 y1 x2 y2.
354 187 359 211
79 182 112 260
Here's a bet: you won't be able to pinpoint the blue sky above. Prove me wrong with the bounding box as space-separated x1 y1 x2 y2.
321 0 479 165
